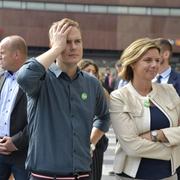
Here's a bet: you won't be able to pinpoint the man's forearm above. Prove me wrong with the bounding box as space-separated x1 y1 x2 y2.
90 127 104 145
36 47 61 70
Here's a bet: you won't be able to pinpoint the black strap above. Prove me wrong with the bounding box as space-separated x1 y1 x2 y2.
0 73 6 93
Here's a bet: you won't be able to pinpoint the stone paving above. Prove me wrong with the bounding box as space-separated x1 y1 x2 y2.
102 127 116 180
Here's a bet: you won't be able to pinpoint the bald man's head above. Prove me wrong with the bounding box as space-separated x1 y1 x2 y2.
0 35 27 72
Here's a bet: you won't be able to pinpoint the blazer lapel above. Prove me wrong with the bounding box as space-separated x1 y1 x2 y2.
168 70 177 85
13 88 24 107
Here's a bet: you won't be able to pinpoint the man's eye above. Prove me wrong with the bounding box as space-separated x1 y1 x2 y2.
156 59 160 63
75 40 81 44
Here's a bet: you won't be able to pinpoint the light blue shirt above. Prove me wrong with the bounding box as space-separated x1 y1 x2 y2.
155 67 171 84
0 71 19 137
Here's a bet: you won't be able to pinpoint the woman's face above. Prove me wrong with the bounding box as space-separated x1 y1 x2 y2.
83 64 97 77
132 48 161 81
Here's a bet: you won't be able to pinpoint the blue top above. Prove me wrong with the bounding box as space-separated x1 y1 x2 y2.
136 105 171 179
0 71 19 137
17 58 110 175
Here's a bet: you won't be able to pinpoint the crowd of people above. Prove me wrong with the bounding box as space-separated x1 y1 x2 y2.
0 18 180 180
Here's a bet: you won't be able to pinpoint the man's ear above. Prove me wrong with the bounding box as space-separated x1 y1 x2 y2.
163 50 170 59
12 50 19 60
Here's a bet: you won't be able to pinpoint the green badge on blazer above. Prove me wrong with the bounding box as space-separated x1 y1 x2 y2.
144 99 150 107
81 92 88 100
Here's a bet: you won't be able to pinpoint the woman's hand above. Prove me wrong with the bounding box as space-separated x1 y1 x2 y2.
140 130 168 143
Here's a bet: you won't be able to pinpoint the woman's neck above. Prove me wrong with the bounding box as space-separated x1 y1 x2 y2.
131 80 152 96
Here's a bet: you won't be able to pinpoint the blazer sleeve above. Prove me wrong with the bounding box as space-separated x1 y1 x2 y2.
160 85 180 146
11 125 28 151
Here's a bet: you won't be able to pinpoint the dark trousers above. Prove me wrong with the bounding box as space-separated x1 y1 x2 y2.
91 135 108 180
0 156 28 180
91 135 109 180
176 166 180 180
91 147 104 180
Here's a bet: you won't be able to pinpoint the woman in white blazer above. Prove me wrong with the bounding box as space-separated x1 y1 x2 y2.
110 38 180 180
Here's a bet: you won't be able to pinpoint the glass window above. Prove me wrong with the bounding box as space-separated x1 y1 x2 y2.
66 4 84 12
146 8 152 15
129 7 146 15
2 1 21 9
170 8 180 16
21 2 26 9
89 5 107 13
84 5 89 12
26 2 45 10
152 8 170 16
45 3 65 12
108 6 128 14
0 1 180 17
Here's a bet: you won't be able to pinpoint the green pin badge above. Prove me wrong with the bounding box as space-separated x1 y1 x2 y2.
81 92 88 100
144 99 150 108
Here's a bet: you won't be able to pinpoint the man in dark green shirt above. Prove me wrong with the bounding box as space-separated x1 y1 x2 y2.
17 18 110 180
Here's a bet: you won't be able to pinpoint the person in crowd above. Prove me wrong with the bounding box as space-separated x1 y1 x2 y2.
154 38 180 96
78 59 99 78
115 61 128 89
154 38 180 179
113 60 122 90
17 18 110 180
103 66 115 93
0 35 28 180
110 38 180 180
78 59 109 180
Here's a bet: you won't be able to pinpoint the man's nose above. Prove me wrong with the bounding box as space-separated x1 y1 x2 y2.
70 42 76 50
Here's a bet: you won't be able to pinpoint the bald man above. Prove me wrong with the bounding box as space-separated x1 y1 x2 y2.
0 35 28 180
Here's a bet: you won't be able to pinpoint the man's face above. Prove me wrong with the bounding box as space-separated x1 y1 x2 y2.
160 51 165 65
0 40 16 71
60 27 83 66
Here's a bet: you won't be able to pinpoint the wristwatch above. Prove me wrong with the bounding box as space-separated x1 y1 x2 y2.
151 130 158 142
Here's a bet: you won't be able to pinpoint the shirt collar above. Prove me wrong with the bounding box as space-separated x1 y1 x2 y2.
48 63 83 78
49 63 62 77
159 67 171 79
4 70 18 79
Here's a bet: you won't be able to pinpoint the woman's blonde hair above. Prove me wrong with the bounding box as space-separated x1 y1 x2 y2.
119 38 160 81
49 18 80 46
